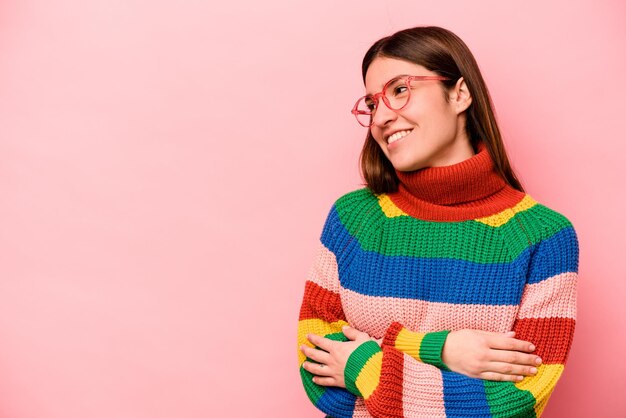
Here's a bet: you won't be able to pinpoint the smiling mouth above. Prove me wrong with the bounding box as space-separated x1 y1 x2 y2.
387 129 413 145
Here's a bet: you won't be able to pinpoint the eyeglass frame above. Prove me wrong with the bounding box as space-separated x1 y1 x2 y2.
351 74 452 127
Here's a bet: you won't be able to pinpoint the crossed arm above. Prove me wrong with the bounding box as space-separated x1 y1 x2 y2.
297 220 578 417
300 326 541 389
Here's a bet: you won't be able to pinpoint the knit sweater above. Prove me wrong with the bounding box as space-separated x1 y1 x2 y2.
297 141 579 418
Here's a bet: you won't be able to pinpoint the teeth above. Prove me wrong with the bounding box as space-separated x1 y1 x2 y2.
387 130 413 144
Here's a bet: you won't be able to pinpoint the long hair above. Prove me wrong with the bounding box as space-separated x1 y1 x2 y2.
359 26 525 194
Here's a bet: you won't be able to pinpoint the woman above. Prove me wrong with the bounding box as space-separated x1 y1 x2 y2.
297 26 579 418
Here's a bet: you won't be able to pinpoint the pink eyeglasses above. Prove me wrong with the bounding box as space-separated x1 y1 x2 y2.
351 74 451 127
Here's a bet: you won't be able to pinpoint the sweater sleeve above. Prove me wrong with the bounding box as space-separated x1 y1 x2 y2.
297 205 362 418
344 222 579 417
298 204 456 417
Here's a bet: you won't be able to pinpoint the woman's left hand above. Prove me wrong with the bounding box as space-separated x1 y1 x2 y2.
300 325 374 388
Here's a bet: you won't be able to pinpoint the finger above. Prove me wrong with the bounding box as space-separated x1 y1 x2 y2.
487 361 538 376
302 361 333 377
311 375 336 386
342 325 368 341
306 333 334 351
488 336 536 352
480 372 526 382
342 325 357 340
490 350 542 367
300 345 331 364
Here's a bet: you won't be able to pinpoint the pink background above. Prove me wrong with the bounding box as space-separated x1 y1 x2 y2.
0 0 624 417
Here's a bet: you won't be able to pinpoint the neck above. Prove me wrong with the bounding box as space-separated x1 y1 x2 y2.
387 140 526 221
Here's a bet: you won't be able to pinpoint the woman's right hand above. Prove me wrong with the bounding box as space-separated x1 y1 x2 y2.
441 329 542 381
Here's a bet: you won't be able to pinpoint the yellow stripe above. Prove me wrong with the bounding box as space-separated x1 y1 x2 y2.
515 364 564 416
355 351 383 399
378 193 537 224
394 328 424 362
377 194 407 218
475 195 538 227
297 318 349 364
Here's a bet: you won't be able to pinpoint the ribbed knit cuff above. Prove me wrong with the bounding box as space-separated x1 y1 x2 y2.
419 330 451 371
344 340 382 397
384 323 451 371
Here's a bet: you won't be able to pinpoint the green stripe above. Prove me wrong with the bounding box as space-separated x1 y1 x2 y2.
483 380 537 417
324 331 349 342
334 188 572 262
419 330 451 371
300 366 325 405
344 341 381 397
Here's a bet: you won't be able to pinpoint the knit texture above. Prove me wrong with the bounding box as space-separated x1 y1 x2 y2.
297 141 579 418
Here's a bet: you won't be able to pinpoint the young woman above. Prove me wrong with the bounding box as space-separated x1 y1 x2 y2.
296 26 579 418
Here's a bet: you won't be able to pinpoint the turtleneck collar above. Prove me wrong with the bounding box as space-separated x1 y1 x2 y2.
387 140 526 222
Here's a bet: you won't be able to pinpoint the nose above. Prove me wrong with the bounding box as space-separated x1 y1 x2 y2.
371 99 397 128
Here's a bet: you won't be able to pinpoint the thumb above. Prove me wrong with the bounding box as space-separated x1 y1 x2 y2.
342 325 360 340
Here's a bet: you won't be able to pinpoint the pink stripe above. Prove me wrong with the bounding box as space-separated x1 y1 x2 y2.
352 398 375 417
306 241 341 293
340 288 518 339
517 272 578 319
402 353 446 416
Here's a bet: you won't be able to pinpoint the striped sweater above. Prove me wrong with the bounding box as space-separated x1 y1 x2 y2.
297 141 579 417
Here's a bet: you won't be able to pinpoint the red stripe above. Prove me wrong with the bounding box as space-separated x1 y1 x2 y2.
513 317 576 364
366 346 404 418
383 322 404 347
298 281 347 323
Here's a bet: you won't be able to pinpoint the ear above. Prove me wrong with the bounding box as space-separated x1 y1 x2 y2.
449 76 472 114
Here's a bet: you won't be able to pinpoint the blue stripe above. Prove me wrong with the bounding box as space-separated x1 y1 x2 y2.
442 370 492 417
328 208 530 304
322 206 579 305
320 205 358 262
527 226 579 284
316 387 356 418
341 248 529 304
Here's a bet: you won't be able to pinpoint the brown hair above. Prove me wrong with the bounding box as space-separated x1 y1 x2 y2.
359 26 525 194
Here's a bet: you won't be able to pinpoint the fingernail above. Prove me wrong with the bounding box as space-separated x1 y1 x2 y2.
536 357 542 365
530 367 537 374
529 344 535 351
517 375 524 381
342 325 349 330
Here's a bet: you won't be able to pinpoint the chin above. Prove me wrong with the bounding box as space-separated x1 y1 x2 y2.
391 159 425 172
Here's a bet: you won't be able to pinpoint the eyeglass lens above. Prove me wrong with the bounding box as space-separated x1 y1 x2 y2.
354 77 411 126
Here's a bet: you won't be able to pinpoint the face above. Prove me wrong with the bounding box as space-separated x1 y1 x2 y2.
364 57 473 171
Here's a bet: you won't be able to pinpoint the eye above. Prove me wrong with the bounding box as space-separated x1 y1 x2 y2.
364 98 376 112
392 85 408 96
385 78 410 99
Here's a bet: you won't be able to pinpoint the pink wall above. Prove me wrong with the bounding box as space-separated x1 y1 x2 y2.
0 0 624 416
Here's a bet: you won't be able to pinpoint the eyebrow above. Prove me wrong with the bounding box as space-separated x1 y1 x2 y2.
365 74 411 96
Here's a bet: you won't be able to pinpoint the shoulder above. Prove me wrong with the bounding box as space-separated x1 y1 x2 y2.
522 194 579 263
332 187 379 212
532 198 576 231
521 195 580 279
518 194 577 243
327 187 390 225
320 187 384 243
